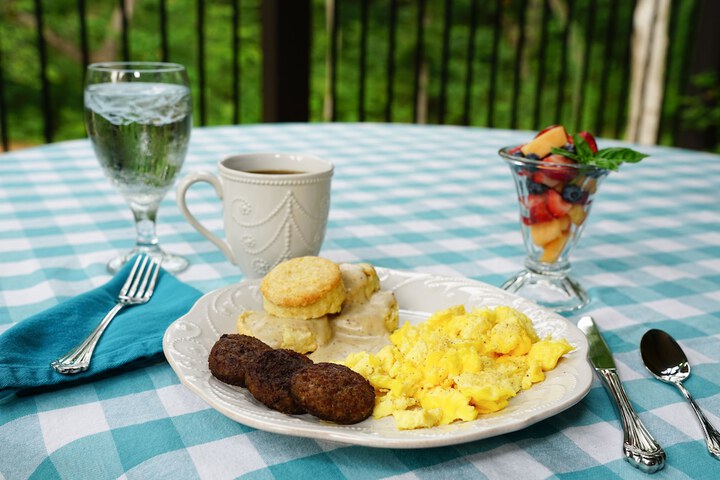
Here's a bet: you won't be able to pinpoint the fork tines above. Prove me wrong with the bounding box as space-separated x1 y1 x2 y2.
120 255 162 302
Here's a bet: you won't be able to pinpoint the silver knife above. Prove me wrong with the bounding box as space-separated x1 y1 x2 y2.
578 316 666 473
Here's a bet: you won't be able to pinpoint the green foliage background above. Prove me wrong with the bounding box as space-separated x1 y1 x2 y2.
0 0 709 150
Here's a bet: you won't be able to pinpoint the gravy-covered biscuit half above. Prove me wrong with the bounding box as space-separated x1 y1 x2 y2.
237 310 333 353
260 256 346 319
339 262 381 305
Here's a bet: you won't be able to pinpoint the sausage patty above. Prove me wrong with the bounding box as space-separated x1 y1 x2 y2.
245 349 313 414
290 363 375 424
208 334 272 387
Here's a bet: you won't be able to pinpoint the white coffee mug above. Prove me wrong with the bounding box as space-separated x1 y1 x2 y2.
176 153 333 278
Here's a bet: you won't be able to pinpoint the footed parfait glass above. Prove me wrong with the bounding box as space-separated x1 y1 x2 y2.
499 147 609 312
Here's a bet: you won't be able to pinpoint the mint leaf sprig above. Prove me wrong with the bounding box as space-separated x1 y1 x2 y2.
551 134 648 171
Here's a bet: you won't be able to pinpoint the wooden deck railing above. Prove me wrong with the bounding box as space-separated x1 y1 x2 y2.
0 0 717 152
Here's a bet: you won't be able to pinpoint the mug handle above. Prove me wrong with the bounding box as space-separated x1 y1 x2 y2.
176 171 236 265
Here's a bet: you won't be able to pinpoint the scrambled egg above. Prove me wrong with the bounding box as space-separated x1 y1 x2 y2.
343 305 572 430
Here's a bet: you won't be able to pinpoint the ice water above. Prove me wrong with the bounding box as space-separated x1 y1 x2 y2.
84 82 192 212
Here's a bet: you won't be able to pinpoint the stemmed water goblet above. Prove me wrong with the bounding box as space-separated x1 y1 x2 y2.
84 62 192 273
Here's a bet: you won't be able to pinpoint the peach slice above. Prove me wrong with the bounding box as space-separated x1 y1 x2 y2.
540 231 570 263
568 204 587 226
521 125 568 158
557 215 571 232
584 178 598 194
530 218 563 246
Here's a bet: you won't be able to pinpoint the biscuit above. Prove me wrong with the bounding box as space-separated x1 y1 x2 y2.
339 263 380 305
260 256 346 319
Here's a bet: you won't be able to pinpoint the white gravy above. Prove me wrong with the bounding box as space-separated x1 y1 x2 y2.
238 263 398 363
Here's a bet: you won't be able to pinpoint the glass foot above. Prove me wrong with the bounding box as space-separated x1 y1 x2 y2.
106 246 189 275
501 269 589 313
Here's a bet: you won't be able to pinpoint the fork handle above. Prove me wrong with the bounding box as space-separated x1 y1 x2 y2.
50 302 125 374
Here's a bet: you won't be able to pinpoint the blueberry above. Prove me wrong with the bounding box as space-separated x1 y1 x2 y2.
561 184 584 203
587 168 605 178
562 143 576 154
526 179 547 195
512 150 525 158
526 153 541 161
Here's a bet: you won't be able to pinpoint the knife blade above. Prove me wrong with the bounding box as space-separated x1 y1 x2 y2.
578 316 666 473
580 315 617 369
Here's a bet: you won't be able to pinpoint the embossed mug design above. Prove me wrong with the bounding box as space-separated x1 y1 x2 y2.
176 153 333 278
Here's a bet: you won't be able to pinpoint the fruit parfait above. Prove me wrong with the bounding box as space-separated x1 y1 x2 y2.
499 125 647 312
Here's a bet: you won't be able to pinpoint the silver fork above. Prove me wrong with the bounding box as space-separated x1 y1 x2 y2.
51 254 162 375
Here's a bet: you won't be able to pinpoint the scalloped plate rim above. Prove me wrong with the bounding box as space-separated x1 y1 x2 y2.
163 268 592 449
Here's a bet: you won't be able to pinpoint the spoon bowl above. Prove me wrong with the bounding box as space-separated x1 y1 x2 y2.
640 328 690 383
640 329 720 460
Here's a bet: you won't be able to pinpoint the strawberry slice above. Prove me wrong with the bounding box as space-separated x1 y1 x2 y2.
539 154 577 181
532 170 561 188
508 145 524 155
522 193 539 209
525 193 554 224
546 189 572 218
578 131 598 153
566 131 599 153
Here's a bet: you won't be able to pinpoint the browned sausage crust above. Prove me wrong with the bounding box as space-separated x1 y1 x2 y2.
208 334 272 387
290 363 375 424
245 349 313 414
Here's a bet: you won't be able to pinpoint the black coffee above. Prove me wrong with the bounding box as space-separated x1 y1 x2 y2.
247 169 305 175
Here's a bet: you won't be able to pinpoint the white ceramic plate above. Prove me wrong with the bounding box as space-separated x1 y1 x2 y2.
163 268 592 449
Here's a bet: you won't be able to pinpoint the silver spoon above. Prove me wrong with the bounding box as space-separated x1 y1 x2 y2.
640 328 720 460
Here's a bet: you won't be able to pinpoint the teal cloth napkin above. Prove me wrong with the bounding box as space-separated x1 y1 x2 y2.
0 258 202 400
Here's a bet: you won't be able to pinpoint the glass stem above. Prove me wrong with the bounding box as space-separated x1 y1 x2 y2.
133 208 160 251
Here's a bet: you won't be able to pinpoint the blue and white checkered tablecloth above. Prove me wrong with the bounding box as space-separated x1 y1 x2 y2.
1 124 719 479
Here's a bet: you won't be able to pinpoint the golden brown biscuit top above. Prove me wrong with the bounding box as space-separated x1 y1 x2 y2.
260 256 343 308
